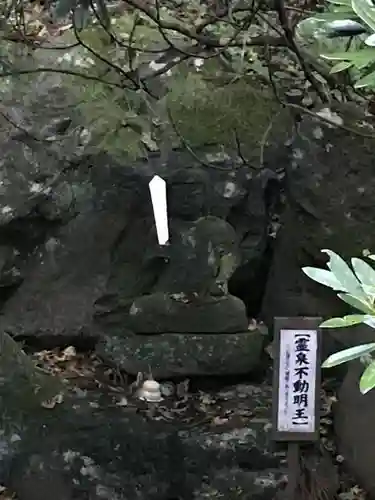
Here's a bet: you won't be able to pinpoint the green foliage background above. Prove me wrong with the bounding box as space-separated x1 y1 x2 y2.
23 5 292 163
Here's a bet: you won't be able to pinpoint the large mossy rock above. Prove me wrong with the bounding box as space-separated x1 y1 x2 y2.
0 147 275 354
261 105 375 349
167 78 293 162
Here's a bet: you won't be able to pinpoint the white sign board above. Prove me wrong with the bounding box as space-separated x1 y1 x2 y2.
276 329 318 434
149 175 169 246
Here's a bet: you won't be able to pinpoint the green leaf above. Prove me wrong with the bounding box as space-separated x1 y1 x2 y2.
352 257 375 287
321 52 354 61
360 360 375 394
330 61 353 73
322 249 367 300
321 49 375 70
310 11 358 21
326 0 353 6
354 69 375 88
322 342 375 368
353 52 375 70
362 284 375 301
338 293 375 313
141 132 158 151
302 267 346 291
320 314 369 328
364 316 375 328
332 4 358 12
352 0 375 33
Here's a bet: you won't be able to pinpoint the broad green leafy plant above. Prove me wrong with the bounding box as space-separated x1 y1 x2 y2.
302 249 375 394
299 0 375 89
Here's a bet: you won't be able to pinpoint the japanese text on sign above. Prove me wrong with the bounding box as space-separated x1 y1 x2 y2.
276 329 317 433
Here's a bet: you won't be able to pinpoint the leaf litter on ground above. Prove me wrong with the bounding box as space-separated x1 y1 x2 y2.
0 343 367 499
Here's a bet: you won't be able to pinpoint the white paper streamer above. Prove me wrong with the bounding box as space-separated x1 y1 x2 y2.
149 175 169 245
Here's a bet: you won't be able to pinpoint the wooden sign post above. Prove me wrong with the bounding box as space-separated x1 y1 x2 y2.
272 317 322 499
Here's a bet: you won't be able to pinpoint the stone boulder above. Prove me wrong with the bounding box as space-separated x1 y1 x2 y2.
91 162 271 377
126 294 248 334
0 148 273 351
0 48 278 378
261 105 375 349
0 153 153 347
334 361 375 498
96 329 265 378
0 82 91 307
0 209 123 348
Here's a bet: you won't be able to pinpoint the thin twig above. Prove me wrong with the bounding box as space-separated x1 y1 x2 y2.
72 9 140 91
272 0 327 101
0 67 127 88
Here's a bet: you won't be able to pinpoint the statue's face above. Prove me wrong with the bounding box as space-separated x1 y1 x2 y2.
168 181 206 220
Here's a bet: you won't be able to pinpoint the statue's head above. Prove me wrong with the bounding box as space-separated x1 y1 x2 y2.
167 167 209 220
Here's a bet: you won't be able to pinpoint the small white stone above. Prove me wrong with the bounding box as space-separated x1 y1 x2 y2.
82 456 94 466
292 148 304 160
45 237 59 252
312 127 323 139
62 345 76 359
10 433 21 443
80 464 99 478
223 181 237 199
30 182 43 193
63 450 79 463
138 379 163 403
160 382 175 397
129 302 141 315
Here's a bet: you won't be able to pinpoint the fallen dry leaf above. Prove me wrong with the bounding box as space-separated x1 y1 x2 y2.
212 416 229 425
61 346 77 360
176 379 190 398
41 392 64 409
0 485 15 500
116 397 128 407
339 485 366 500
247 318 258 331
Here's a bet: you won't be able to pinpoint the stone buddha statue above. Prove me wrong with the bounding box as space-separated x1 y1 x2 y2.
95 167 248 335
144 168 239 298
